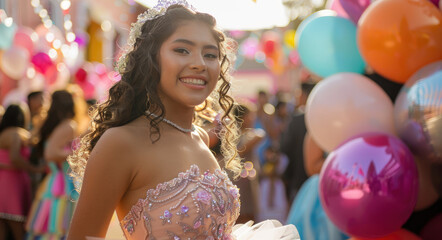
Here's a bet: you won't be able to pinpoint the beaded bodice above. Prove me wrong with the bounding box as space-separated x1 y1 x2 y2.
120 165 241 240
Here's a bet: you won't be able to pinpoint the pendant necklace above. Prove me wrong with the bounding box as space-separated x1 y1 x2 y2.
145 110 195 133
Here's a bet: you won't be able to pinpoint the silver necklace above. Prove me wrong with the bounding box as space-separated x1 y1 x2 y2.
145 110 195 133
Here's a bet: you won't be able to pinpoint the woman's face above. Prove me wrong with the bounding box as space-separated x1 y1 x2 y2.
157 20 221 110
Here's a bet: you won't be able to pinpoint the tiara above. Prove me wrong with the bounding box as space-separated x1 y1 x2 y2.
116 0 196 73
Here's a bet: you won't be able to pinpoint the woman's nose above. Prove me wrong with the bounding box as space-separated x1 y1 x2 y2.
190 54 207 72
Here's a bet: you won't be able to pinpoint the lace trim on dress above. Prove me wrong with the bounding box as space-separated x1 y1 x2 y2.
120 164 241 239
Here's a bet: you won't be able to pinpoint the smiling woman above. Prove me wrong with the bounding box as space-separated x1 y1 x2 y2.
66 1 298 239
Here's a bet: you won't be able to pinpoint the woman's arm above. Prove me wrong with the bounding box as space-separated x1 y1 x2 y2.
9 130 43 173
44 120 77 163
303 132 325 176
67 128 134 239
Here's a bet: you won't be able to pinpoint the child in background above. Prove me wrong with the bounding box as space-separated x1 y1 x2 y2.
257 145 289 223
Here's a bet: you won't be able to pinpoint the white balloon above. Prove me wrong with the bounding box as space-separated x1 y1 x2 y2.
305 72 396 152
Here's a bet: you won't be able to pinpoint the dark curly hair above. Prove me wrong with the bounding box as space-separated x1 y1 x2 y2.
69 5 241 191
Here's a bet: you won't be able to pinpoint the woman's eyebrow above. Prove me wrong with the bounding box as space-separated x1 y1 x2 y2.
173 38 218 51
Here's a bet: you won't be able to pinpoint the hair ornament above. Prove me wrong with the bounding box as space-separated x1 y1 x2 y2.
115 0 196 73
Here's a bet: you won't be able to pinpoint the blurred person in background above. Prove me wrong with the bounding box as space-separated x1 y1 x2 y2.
280 82 315 203
27 91 48 198
257 145 289 223
0 104 43 240
233 101 265 223
26 90 79 240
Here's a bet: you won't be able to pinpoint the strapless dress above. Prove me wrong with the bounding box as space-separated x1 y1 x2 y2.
95 164 299 240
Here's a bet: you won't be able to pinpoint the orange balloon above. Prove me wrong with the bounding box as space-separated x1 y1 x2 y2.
357 0 442 83
348 229 422 240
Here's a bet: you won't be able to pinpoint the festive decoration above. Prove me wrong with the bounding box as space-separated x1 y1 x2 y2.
358 0 442 83
319 133 418 238
283 29 296 49
13 27 35 55
31 52 54 74
297 11 366 77
0 13 17 49
0 46 29 80
394 60 442 163
305 73 395 152
338 0 371 24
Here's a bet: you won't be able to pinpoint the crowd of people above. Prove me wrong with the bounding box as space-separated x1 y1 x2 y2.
0 86 91 239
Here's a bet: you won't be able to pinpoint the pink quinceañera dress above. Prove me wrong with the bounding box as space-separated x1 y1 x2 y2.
95 164 299 240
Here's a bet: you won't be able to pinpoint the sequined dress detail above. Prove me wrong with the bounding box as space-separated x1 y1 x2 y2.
120 165 241 240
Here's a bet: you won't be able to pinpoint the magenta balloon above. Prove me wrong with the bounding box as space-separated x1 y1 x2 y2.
339 0 371 24
31 52 53 74
319 133 418 238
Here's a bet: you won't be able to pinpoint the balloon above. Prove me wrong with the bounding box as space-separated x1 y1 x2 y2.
296 10 337 45
13 27 35 55
319 133 419 238
394 61 442 163
48 63 70 92
31 52 54 74
2 88 27 107
428 0 439 6
283 29 296 49
288 50 300 66
0 46 29 80
421 212 442 240
240 36 259 59
339 0 371 24
261 31 279 56
0 70 18 104
348 229 422 240
287 175 349 240
34 24 64 53
358 0 442 83
0 21 17 49
305 73 395 152
297 13 366 77
327 0 350 19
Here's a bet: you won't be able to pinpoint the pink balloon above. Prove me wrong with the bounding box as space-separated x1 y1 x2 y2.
288 50 300 66
31 52 54 74
339 0 371 24
240 37 259 59
328 0 350 19
0 46 29 80
13 27 34 55
80 80 96 100
305 73 396 152
319 133 419 238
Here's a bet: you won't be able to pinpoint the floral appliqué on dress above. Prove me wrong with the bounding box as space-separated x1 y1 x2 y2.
120 165 241 240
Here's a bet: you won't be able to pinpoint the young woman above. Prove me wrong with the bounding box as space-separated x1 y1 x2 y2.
68 1 298 239
0 104 41 240
26 90 79 239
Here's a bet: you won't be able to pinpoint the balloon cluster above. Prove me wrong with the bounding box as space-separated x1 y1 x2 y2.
0 10 119 106
298 0 442 239
235 27 300 75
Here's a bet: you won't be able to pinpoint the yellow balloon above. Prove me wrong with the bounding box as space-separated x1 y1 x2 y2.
284 29 296 49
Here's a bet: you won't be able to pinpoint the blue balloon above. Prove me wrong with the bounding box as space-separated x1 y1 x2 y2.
0 22 17 50
286 175 348 240
297 13 366 78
